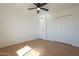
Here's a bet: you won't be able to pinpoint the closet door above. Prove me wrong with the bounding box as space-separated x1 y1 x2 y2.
53 13 76 44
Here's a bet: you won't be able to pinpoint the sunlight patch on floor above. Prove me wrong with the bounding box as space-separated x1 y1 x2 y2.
24 49 40 56
16 46 40 56
16 46 32 56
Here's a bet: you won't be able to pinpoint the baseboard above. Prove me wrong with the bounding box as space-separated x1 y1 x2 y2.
48 40 79 48
0 38 35 48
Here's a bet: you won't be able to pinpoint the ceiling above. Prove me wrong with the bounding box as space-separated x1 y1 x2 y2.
0 3 79 13
48 3 79 13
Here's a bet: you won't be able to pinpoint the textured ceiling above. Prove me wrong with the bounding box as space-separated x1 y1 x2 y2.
0 3 79 13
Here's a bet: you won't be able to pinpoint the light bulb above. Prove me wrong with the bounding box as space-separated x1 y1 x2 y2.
37 8 40 10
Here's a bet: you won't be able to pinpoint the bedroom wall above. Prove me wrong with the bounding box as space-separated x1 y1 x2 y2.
49 6 79 47
0 4 39 48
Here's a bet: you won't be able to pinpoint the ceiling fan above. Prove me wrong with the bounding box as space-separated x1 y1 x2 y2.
28 3 48 13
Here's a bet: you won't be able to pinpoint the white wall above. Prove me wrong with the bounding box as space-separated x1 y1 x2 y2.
48 6 79 47
0 4 39 48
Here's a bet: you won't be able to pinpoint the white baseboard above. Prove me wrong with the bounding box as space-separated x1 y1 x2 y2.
48 39 79 48
0 38 35 48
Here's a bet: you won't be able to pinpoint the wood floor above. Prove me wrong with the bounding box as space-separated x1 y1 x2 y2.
0 39 79 56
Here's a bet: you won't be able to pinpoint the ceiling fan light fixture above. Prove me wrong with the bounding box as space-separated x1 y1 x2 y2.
37 8 40 10
28 3 48 14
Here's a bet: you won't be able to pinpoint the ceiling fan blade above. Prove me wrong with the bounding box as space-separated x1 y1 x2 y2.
37 10 39 13
41 3 47 7
41 8 48 11
33 3 37 6
28 7 37 10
